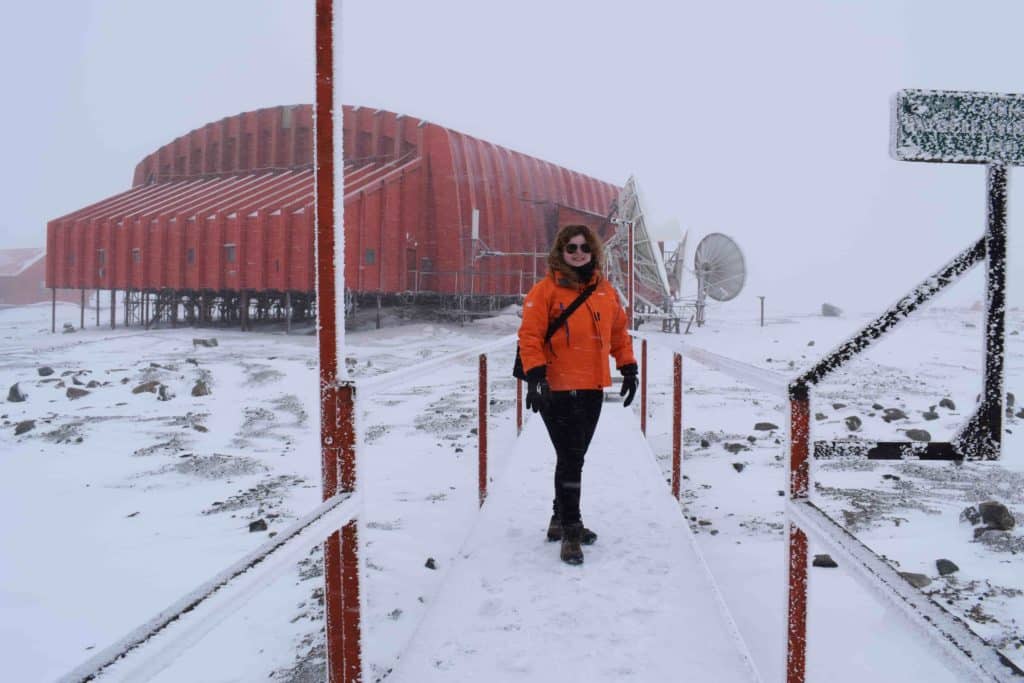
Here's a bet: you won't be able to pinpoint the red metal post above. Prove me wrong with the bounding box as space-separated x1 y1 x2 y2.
111 289 116 329
80 289 85 329
787 523 809 683
51 288 55 333
479 354 488 506
640 338 647 435
671 352 681 499
317 1 362 681
516 378 523 435
786 384 810 683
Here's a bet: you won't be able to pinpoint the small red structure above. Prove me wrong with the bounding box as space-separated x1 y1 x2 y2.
46 105 621 329
0 248 78 307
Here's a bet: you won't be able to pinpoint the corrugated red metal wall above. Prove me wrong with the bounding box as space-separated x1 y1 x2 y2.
47 104 620 298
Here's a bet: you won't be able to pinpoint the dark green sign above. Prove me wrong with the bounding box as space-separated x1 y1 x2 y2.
891 89 1024 164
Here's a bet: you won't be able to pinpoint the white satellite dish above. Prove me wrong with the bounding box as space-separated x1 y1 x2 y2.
693 232 746 325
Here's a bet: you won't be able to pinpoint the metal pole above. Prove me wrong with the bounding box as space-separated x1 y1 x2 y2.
316 1 361 680
111 289 116 329
759 296 765 327
627 220 635 330
981 163 1007 455
95 289 100 327
286 291 292 335
80 289 85 329
671 352 681 499
516 379 523 435
786 381 810 683
51 288 56 333
478 353 488 506
640 338 647 436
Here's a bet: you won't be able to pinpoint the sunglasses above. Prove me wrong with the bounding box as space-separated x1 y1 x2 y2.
564 242 592 254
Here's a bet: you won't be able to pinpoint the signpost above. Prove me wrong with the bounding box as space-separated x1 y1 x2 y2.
892 88 1018 460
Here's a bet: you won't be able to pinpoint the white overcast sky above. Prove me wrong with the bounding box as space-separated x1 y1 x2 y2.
3 0 1022 314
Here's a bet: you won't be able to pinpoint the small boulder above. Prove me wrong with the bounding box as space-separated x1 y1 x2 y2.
883 408 908 422
732 462 745 473
192 338 219 348
37 366 54 377
813 554 838 568
832 403 846 410
86 380 100 389
14 420 35 435
807 340 815 347
1017 409 1024 419
192 380 211 397
882 473 901 481
936 559 959 576
66 387 90 400
939 397 956 410
922 409 939 421
844 416 862 432
7 383 26 403
815 412 828 421
905 429 931 442
979 501 1015 531
699 439 710 448
746 435 757 443
249 519 268 532
872 403 884 410
193 424 209 433
425 557 437 570
754 422 779 431
960 505 982 525
723 442 749 454
899 572 932 589
62 323 76 334
132 381 161 394
821 303 843 317
157 385 173 401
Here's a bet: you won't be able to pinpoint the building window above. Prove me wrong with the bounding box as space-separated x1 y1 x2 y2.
364 249 376 265
224 244 237 263
131 248 141 264
97 249 106 266
187 248 195 265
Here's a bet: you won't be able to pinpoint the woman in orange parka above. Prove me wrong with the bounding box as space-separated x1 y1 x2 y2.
517 224 637 565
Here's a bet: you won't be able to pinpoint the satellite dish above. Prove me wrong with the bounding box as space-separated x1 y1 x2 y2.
693 233 745 325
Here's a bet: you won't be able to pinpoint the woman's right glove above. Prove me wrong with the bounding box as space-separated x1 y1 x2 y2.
525 366 550 413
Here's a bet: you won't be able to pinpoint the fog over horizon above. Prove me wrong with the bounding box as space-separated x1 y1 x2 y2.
3 1 1023 316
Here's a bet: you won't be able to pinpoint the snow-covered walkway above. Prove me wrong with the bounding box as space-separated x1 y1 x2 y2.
389 401 760 682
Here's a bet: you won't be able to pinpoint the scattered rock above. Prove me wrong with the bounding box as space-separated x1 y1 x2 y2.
86 380 100 389
821 303 843 317
872 403 884 410
754 422 779 431
936 559 959 576
815 412 827 421
120 377 130 384
249 519 268 532
7 383 26 402
37 367 54 377
191 380 211 397
777 490 785 496
157 385 173 401
844 416 862 432
186 358 199 365
723 442 749 454
899 572 932 589
425 558 437 570
882 473 901 481
699 439 710 448
72 375 85 386
960 505 982 525
62 323 76 334
979 501 1015 530
922 409 939 421
832 402 846 410
1008 392 1016 408
193 338 219 348
193 424 209 433
882 408 908 422
1017 409 1024 419
126 511 140 518
904 429 931 442
746 435 757 443
133 381 161 394
732 462 745 473
807 340 815 347
66 387 90 400
976 528 1011 545
14 420 35 435
813 554 838 568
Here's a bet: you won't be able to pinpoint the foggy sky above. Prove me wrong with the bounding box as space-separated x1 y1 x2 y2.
4 1 1022 315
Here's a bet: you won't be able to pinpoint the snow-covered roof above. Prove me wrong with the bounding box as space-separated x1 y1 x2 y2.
0 247 44 277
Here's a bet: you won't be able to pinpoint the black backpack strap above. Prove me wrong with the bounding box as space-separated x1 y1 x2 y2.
544 283 598 343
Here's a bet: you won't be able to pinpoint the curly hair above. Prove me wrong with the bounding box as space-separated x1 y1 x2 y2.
547 224 605 281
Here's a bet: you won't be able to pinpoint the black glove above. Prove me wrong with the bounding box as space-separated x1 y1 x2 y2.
619 363 638 408
525 366 550 414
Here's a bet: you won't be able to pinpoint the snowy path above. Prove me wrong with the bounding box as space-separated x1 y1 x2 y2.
389 402 759 683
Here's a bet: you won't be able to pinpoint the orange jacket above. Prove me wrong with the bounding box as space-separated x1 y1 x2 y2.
518 271 636 391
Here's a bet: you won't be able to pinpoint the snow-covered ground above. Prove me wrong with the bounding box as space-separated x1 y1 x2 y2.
1 299 1021 681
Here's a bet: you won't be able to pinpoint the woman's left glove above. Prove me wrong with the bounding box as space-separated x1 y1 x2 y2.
525 366 550 414
619 363 638 408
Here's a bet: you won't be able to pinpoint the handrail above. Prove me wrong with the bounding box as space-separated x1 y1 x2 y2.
57 492 359 683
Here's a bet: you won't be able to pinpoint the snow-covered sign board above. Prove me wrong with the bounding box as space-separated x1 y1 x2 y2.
891 88 1024 164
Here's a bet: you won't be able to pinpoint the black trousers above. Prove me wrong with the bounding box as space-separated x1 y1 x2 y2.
540 390 604 527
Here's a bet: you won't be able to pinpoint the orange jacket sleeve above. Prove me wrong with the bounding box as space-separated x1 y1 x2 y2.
517 278 551 375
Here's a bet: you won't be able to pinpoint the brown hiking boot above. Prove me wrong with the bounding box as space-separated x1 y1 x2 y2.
546 515 597 545
560 523 584 565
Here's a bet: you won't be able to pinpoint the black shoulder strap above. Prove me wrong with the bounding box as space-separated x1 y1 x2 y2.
544 283 598 343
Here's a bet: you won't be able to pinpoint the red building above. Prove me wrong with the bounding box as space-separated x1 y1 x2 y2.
46 105 623 328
